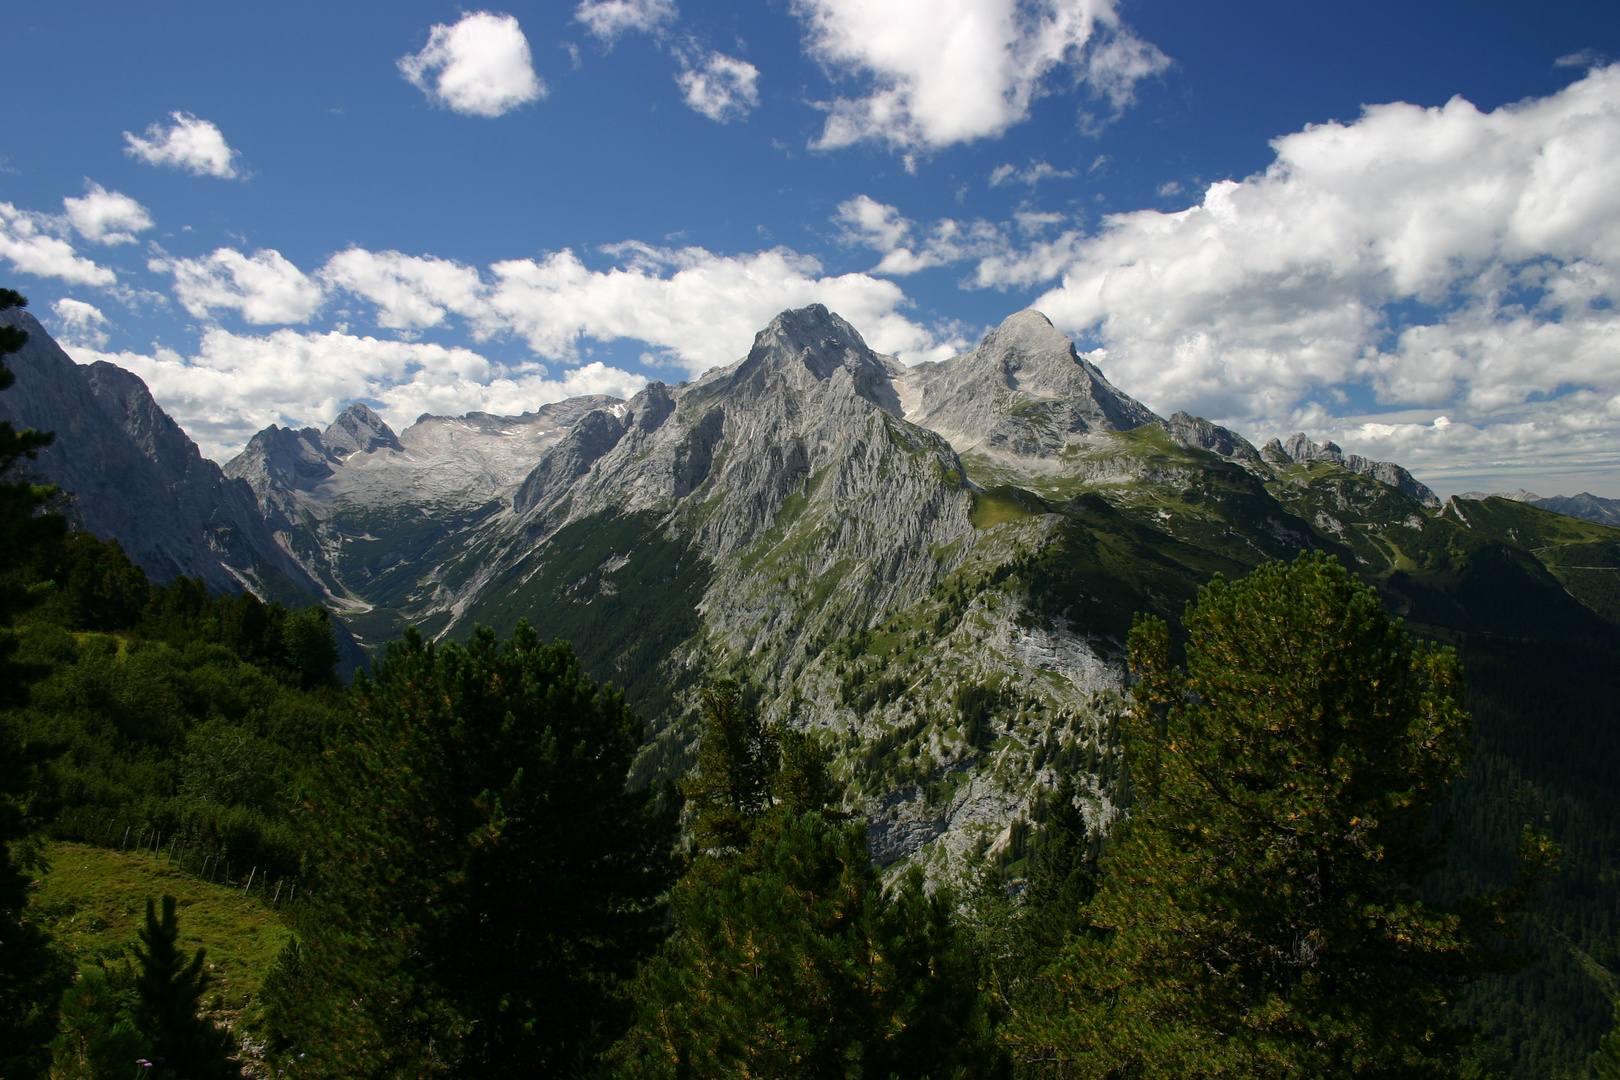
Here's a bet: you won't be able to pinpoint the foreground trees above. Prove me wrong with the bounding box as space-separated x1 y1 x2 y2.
0 288 71 1080
265 624 676 1078
613 681 1007 1079
1012 552 1554 1078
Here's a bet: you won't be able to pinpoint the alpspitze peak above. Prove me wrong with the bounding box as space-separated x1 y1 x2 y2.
985 308 1066 353
744 304 880 381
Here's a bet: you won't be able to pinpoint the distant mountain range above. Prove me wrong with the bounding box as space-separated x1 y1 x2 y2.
1460 487 1620 526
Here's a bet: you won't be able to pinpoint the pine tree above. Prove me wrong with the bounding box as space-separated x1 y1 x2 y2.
682 678 779 858
613 684 1008 1079
266 623 676 1078
1016 551 1558 1078
48 964 146 1080
1 287 72 1079
132 896 236 1080
1594 1000 1620 1080
1 287 66 665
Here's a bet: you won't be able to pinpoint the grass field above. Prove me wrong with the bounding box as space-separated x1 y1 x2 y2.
32 842 292 1024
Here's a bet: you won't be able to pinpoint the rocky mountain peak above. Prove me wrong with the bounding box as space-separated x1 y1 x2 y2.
731 305 903 416
226 425 335 492
0 308 321 598
323 402 402 459
901 308 1160 461
1264 432 1440 507
1162 411 1261 464
743 304 873 378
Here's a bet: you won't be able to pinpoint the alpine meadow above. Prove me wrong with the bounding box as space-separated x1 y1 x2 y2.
2 3 1620 1078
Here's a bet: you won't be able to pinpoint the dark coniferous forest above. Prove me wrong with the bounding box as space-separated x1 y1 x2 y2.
3 285 1620 1079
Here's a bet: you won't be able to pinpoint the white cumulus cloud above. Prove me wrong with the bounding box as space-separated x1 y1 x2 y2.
321 239 958 374
52 297 111 348
153 248 325 325
794 0 1168 152
676 50 760 122
0 202 116 286
319 248 485 331
62 182 153 245
124 113 240 179
1007 64 1620 489
575 0 678 43
399 12 545 118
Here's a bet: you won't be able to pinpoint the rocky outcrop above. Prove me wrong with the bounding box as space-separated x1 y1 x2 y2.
1263 432 1441 507
1161 411 1262 465
902 309 1159 460
0 308 318 597
321 402 402 459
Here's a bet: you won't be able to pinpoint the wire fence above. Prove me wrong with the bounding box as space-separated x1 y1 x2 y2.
48 806 308 909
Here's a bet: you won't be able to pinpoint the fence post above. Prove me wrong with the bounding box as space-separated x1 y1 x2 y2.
121 825 130 850
243 867 256 895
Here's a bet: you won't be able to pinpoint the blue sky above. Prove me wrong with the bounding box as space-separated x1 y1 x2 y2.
2 1 1619 496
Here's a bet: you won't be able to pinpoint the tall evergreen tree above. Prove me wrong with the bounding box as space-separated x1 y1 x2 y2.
1594 1000 1620 1080
48 963 146 1080
614 684 1007 1079
682 679 779 858
1016 552 1557 1078
1 287 72 1080
132 896 236 1080
265 623 676 1078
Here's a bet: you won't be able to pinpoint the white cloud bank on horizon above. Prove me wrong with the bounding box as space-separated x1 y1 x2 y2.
152 247 325 325
99 239 957 459
399 11 545 118
67 329 648 464
52 298 111 349
321 241 957 373
1004 63 1620 489
124 113 241 178
793 0 1168 152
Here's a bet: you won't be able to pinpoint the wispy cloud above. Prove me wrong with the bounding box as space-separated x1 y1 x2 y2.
575 0 678 44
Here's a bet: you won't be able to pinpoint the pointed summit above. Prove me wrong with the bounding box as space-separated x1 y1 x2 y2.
902 309 1159 460
322 402 402 459
728 304 903 415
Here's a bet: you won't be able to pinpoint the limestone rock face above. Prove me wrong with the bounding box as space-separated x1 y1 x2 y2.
322 403 402 459
1162 411 1262 465
0 309 316 598
1266 432 1441 508
902 309 1159 461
